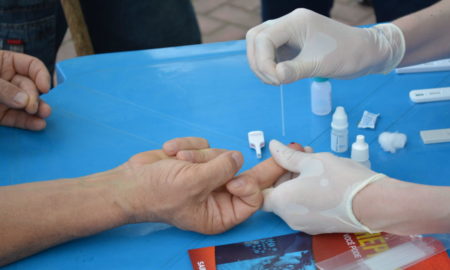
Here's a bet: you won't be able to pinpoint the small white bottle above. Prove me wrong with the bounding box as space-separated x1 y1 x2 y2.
311 77 332 115
331 106 348 153
351 135 371 168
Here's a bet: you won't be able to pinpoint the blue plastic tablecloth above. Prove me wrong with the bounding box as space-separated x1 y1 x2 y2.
1 40 449 269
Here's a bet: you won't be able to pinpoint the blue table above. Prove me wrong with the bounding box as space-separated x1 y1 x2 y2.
1 40 449 269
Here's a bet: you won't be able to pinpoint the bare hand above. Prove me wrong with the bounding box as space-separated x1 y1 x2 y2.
0 50 51 130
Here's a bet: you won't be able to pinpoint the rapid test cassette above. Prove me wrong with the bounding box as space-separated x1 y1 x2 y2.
409 87 450 103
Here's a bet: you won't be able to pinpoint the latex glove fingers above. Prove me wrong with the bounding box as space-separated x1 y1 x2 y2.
247 8 405 83
264 140 385 234
247 20 284 85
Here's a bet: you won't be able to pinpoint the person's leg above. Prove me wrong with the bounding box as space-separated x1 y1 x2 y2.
80 0 201 53
261 0 334 21
372 0 439 22
0 0 65 74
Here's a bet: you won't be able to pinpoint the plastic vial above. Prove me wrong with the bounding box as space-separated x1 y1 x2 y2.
311 77 332 115
351 135 371 168
331 106 348 153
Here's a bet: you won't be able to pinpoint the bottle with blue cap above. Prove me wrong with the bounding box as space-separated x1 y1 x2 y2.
311 77 332 116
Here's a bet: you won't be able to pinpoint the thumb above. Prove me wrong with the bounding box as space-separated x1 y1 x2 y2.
196 151 243 193
269 140 309 173
276 56 314 84
0 79 29 108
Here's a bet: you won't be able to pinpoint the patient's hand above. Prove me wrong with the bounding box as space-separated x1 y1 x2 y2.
0 50 51 130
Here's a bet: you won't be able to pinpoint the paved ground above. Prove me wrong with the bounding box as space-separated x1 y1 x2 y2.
56 0 375 62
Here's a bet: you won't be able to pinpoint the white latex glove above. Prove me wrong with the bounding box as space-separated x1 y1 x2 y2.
246 8 405 85
263 140 386 235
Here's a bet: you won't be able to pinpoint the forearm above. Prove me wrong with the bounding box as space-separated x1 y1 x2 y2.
394 0 450 66
354 177 450 235
0 169 133 266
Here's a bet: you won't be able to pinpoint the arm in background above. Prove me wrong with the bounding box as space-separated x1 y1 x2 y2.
395 0 450 67
0 137 298 266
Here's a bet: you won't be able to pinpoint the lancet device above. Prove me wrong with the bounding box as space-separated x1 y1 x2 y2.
248 131 265 159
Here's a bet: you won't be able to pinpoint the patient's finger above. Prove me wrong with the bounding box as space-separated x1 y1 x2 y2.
163 137 210 156
176 148 227 163
242 142 304 189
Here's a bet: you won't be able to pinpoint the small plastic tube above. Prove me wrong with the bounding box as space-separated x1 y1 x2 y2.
311 77 332 116
351 135 371 168
331 106 348 153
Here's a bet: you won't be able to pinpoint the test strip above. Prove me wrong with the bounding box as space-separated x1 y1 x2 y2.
420 128 450 144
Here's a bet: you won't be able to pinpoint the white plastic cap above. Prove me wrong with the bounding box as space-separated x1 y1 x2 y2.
331 106 348 129
351 135 369 162
248 131 265 159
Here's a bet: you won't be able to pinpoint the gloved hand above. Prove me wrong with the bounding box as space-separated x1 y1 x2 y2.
263 140 386 235
246 8 405 85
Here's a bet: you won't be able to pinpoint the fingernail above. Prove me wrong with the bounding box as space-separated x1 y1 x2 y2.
163 141 177 154
178 151 193 161
231 152 243 166
13 92 28 106
229 178 245 189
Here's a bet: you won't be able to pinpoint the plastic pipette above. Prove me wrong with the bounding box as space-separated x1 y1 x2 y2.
280 84 286 136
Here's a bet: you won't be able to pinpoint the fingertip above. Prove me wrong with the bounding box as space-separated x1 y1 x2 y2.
231 151 244 168
30 118 46 131
25 99 39 115
276 62 294 84
13 92 29 107
36 100 52 118
36 67 51 94
162 141 178 156
176 150 193 162
288 142 305 151
269 139 284 152
227 177 246 191
304 146 314 153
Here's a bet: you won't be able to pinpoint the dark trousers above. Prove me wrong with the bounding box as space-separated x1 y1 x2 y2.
0 0 201 73
262 0 440 22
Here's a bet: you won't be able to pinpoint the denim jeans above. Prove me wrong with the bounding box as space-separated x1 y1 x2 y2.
0 0 201 73
261 0 439 22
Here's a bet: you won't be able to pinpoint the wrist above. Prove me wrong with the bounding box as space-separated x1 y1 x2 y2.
353 177 404 233
366 23 405 75
353 177 450 235
77 168 139 228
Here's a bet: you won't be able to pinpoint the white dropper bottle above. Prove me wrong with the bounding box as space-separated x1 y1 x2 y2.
351 135 371 168
331 106 348 153
311 77 332 115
